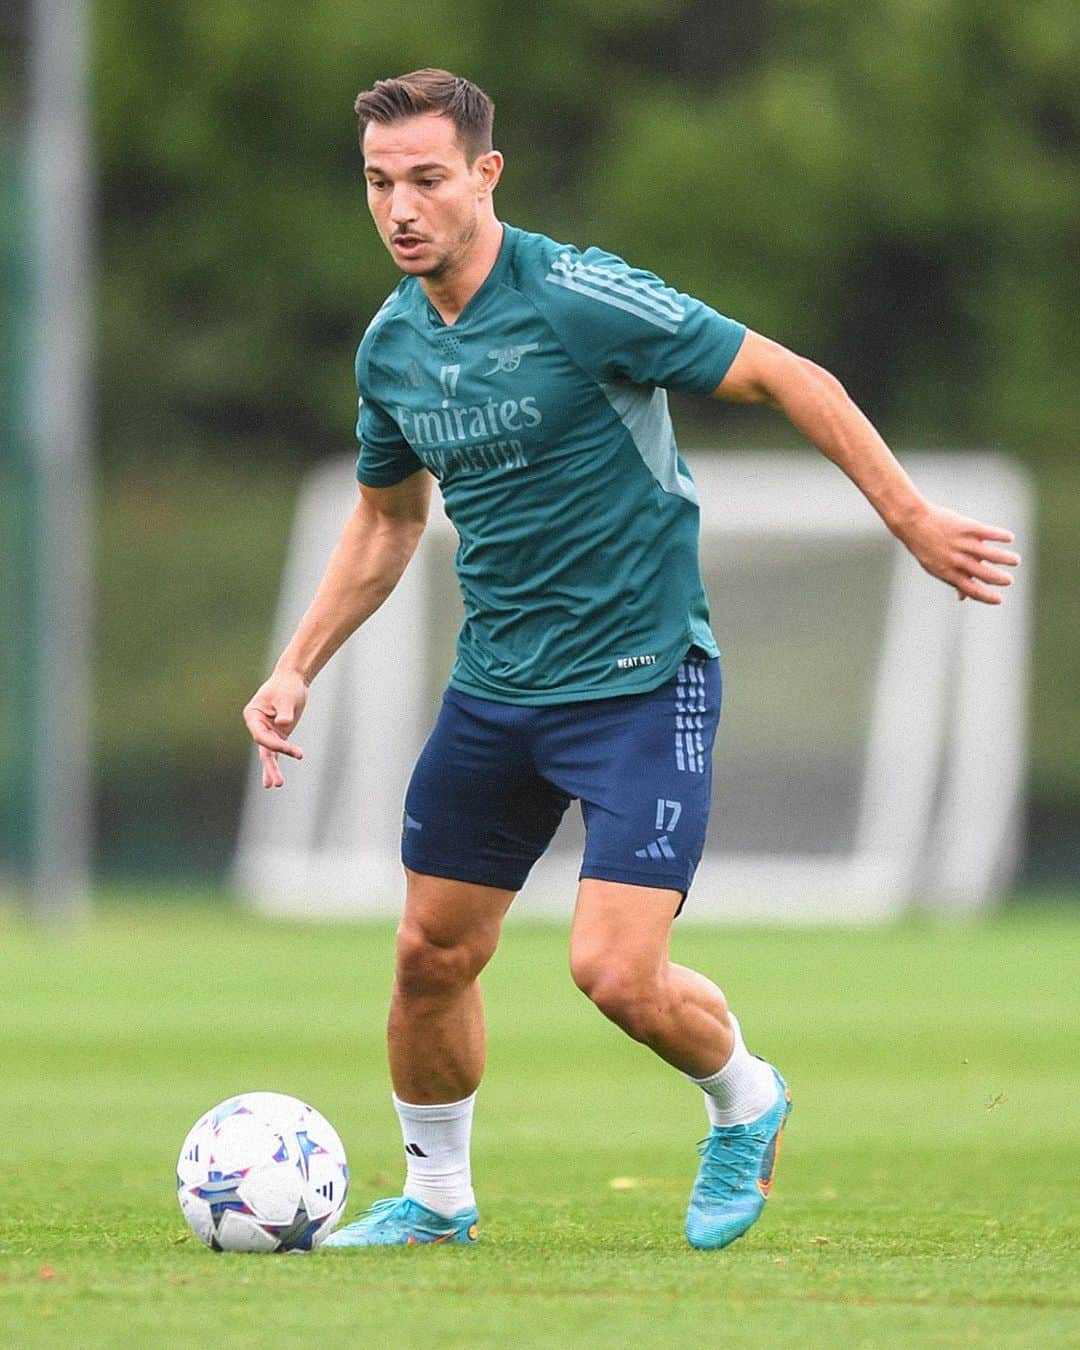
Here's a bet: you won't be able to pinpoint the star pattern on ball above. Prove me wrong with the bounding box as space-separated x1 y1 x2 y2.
193 1169 253 1223
269 1196 322 1251
294 1129 328 1180
210 1098 253 1129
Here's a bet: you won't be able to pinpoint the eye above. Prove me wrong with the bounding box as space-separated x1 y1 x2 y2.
418 178 442 189
367 178 388 191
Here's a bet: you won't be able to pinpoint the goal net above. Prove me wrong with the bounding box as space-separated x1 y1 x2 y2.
235 452 1031 922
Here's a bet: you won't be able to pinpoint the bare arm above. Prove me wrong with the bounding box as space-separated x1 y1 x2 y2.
714 331 1021 601
242 470 433 787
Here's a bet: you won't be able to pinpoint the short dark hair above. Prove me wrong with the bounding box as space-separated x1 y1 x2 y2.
354 69 494 164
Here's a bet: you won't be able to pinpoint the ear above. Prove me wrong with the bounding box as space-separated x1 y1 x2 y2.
474 150 504 197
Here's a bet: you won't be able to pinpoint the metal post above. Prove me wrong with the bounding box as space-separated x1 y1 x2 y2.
27 0 92 918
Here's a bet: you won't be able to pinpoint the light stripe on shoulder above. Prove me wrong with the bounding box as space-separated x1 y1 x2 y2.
565 257 685 323
544 253 685 333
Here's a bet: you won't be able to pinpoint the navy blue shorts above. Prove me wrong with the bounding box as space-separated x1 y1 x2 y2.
402 653 721 899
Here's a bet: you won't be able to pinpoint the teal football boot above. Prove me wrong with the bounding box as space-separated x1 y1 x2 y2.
686 1066 792 1250
323 1196 479 1248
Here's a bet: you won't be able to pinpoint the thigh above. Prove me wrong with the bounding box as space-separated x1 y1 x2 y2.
400 867 517 962
570 876 683 981
403 689 572 893
540 655 722 898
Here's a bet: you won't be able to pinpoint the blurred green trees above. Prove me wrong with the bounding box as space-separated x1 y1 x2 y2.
96 0 1078 464
89 0 1078 874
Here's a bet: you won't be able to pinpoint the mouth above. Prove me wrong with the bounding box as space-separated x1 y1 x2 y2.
391 234 428 258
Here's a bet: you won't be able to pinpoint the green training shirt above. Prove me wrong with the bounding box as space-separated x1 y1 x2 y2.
355 223 745 705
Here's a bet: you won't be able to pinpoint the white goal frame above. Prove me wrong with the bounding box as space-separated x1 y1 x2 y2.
234 452 1032 922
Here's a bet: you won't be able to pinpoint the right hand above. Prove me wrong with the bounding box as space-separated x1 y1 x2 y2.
242 669 309 788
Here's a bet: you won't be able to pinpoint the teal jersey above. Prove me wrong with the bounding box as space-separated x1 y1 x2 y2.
355 224 745 705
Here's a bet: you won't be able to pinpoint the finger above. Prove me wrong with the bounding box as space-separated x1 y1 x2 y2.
966 524 1014 544
262 732 304 760
254 729 304 759
244 709 304 759
974 546 1021 567
959 559 1015 588
955 574 1005 605
258 745 282 789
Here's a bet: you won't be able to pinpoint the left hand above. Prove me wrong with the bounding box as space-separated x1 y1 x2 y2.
895 504 1021 604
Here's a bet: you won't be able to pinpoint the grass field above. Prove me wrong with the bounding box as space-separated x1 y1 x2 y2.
1 895 1077 1348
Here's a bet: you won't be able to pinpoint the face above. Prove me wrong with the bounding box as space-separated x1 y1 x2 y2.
363 113 502 280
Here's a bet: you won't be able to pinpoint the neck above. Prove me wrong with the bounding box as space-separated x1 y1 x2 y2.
420 216 504 325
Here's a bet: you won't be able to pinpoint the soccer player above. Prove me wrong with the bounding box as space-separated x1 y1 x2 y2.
243 69 1019 1250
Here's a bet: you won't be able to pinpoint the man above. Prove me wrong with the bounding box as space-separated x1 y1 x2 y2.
243 69 1019 1251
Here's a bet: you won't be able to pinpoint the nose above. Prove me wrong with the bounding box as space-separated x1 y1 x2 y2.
389 184 419 227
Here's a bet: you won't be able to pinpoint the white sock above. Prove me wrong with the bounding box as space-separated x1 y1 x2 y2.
688 1012 779 1127
393 1091 476 1218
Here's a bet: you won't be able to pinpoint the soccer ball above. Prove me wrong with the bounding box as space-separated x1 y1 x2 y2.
176 1092 349 1252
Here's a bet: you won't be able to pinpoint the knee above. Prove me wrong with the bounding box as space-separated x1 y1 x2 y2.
395 921 490 999
570 951 663 1042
